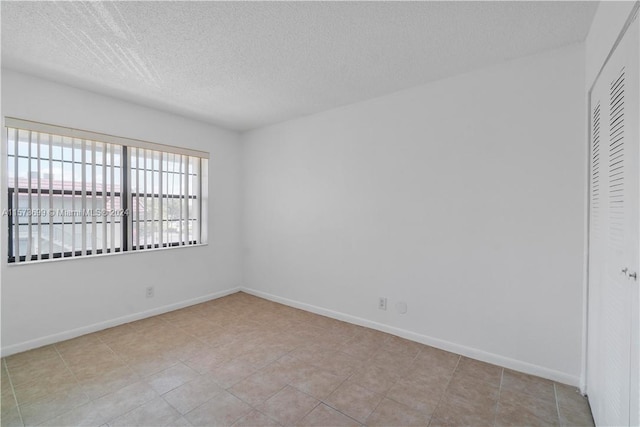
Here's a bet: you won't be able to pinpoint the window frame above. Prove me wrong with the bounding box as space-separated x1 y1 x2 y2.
4 117 209 265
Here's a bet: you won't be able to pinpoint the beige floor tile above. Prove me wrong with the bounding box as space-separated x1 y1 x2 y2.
38 401 109 427
257 385 320 426
218 340 259 360
200 330 243 350
76 365 140 400
298 403 360 427
13 368 79 405
96 325 139 347
407 347 459 379
366 397 431 426
324 380 382 423
55 334 103 356
104 342 151 363
6 356 68 387
66 354 126 382
289 366 346 400
1 363 12 393
385 372 449 416
162 375 224 415
260 355 311 384
501 369 556 403
164 340 212 363
159 308 200 325
229 371 288 406
554 384 594 427
127 316 168 333
232 346 289 370
496 389 560 427
164 336 195 353
126 355 178 378
381 336 423 358
58 341 114 361
1 390 18 413
208 358 257 389
184 349 231 374
348 364 397 395
338 339 379 361
5 346 58 370
0 386 12 406
20 387 90 426
307 315 343 331
415 346 460 365
369 349 415 377
184 390 252 426
454 357 502 383
177 318 222 339
232 409 282 427
0 405 23 427
109 396 182 427
90 381 157 422
2 293 594 427
289 345 330 365
168 415 194 426
146 362 199 395
313 332 351 349
430 391 496 426
200 313 239 330
445 369 500 403
316 351 362 377
354 329 392 347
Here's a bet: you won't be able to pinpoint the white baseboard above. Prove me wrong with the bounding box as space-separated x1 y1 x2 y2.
0 287 241 357
3 285 581 387
242 287 580 387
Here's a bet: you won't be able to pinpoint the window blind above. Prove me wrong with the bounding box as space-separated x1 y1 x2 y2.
5 118 208 263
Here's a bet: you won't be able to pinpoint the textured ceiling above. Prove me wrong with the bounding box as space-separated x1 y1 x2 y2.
2 1 598 131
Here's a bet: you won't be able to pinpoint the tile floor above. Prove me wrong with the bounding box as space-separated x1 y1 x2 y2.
1 292 594 427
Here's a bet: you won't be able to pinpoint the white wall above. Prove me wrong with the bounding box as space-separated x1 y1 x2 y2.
0 70 243 355
586 1 638 90
242 44 587 385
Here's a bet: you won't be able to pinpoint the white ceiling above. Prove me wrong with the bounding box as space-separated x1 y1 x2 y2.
2 1 598 131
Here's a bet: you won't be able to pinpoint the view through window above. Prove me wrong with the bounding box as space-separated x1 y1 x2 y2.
5 119 209 263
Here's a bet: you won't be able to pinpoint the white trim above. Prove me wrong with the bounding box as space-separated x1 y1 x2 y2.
242 287 581 387
6 241 209 267
1 284 580 386
583 1 640 398
4 117 209 159
581 90 592 395
0 286 240 357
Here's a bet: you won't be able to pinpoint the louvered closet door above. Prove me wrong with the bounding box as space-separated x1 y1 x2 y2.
587 11 639 427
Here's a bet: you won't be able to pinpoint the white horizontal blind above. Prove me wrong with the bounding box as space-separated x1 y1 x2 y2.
5 119 209 263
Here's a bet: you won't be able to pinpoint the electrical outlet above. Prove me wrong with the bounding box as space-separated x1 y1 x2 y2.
378 297 387 310
146 286 154 298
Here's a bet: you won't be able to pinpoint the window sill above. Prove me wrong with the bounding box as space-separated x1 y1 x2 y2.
6 242 209 267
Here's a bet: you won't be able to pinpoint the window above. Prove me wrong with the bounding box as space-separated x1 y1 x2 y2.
5 118 209 263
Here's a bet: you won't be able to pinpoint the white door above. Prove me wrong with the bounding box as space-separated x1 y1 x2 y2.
587 10 639 427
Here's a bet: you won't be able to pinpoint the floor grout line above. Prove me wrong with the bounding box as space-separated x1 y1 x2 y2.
43 343 94 423
426 354 462 427
319 398 370 426
493 367 504 427
3 294 593 427
3 357 25 427
553 382 562 425
88 332 171 426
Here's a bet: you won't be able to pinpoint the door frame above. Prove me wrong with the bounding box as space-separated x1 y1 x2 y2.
584 0 640 397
